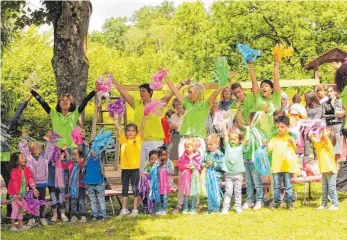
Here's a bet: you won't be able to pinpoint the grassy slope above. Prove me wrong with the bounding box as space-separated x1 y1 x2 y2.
2 183 347 240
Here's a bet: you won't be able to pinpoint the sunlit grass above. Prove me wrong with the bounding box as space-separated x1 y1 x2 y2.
2 183 347 240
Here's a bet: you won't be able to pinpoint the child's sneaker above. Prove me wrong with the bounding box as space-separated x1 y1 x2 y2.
235 207 243 214
287 203 294 210
172 205 182 214
327 205 339 211
221 209 228 215
27 218 36 227
188 210 197 215
119 208 130 216
316 205 327 210
98 217 106 222
80 216 87 223
155 211 162 216
91 217 98 222
129 209 139 217
51 209 58 222
253 201 262 210
242 202 254 210
60 211 69 222
161 211 167 216
18 226 31 231
182 210 188 215
270 202 279 210
10 227 18 231
40 218 48 226
70 216 78 223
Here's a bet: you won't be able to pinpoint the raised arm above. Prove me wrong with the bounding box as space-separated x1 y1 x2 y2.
208 86 223 105
7 95 31 133
139 115 147 137
249 62 259 95
222 125 229 142
163 76 184 103
273 57 281 94
31 90 51 114
78 90 96 114
161 80 190 104
111 76 135 109
113 117 123 136
18 137 34 170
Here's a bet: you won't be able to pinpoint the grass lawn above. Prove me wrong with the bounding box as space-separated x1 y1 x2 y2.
2 183 347 240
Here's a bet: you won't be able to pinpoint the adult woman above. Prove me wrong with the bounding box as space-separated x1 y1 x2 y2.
219 87 234 111
164 77 223 213
168 98 185 162
281 92 290 113
30 90 95 148
112 76 189 170
323 86 344 163
249 57 281 138
335 62 347 135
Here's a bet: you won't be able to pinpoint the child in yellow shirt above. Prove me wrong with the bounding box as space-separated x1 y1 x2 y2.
114 115 147 217
267 116 298 210
309 128 339 210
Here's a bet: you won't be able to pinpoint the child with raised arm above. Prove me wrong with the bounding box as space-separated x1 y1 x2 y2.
18 129 55 226
267 116 298 210
202 134 224 214
221 126 248 214
114 115 146 217
310 128 339 210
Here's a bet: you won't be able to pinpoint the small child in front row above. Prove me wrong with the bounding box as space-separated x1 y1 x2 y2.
152 146 174 215
267 116 298 210
140 150 159 213
8 152 38 231
202 134 224 214
309 128 339 210
82 133 110 221
114 115 146 217
221 127 247 214
177 138 202 214
63 148 87 223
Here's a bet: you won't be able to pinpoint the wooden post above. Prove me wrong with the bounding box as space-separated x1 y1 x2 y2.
314 66 320 80
91 97 98 139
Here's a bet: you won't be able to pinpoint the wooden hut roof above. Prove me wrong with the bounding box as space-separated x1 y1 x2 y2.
304 48 347 70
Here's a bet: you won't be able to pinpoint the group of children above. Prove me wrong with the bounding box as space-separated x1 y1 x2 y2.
5 95 340 232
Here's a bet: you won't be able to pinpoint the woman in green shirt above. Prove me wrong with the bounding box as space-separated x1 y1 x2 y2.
248 57 281 138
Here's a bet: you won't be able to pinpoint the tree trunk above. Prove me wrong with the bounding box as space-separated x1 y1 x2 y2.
51 1 92 106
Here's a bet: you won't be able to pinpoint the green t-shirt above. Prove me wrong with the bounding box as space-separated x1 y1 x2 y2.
230 93 255 123
180 97 211 139
341 86 347 129
254 91 281 138
50 109 79 148
134 100 164 141
223 142 245 174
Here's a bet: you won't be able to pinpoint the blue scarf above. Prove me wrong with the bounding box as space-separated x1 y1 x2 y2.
69 163 80 198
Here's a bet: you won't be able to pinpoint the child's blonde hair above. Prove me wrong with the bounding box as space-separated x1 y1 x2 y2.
206 134 220 146
229 127 244 141
184 138 195 148
29 141 42 152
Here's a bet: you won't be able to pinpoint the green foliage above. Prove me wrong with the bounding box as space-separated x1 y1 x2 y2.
2 0 347 145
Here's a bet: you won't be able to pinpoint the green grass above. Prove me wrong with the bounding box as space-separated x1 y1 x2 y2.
2 183 347 240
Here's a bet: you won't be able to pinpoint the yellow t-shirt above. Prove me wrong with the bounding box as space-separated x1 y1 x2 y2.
268 134 298 173
314 140 337 174
119 133 143 169
134 100 164 141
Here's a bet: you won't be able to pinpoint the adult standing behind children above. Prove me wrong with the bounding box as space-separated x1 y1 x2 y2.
248 56 282 138
112 75 189 170
30 89 95 148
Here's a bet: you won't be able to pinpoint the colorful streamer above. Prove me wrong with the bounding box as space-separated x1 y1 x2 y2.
149 69 167 90
206 167 223 211
138 172 154 213
149 167 161 203
254 146 271 176
91 128 115 154
24 72 39 89
237 43 261 64
212 57 229 87
190 169 200 197
69 163 80 198
107 97 126 118
96 74 112 93
71 127 85 145
272 43 293 62
144 100 166 116
159 167 171 194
